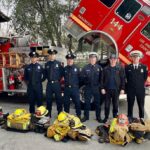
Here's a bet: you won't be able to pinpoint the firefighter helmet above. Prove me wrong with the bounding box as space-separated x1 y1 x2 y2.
35 106 48 118
57 112 67 122
117 114 129 126
71 117 83 129
14 109 26 117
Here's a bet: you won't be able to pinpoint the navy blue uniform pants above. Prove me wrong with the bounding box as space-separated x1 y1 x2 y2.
27 84 43 113
127 88 145 118
46 82 62 115
64 87 81 116
84 86 101 119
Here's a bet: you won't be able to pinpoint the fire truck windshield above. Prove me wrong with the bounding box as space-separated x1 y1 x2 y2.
99 0 116 7
116 0 141 22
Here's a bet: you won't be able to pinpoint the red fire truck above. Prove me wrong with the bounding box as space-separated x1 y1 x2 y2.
0 11 37 94
0 11 66 95
64 0 150 85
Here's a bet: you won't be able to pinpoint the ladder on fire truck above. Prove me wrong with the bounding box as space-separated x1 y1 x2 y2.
0 52 27 68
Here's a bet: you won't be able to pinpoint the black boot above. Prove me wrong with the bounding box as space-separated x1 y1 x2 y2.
81 116 89 122
47 112 51 118
96 117 103 123
103 118 108 123
77 115 81 120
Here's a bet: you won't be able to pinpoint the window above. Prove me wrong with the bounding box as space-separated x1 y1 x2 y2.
141 6 150 16
64 19 86 39
141 22 150 40
99 0 116 7
116 0 141 22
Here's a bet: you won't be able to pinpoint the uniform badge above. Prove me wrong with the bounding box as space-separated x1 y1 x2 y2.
97 68 99 72
38 66 41 69
46 66 49 69
27 68 31 71
56 64 59 68
141 69 144 73
74 68 77 72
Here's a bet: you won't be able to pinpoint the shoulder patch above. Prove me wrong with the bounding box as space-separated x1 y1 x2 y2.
74 68 77 72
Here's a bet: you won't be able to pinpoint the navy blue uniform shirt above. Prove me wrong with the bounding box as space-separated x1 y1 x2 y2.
81 64 102 87
45 60 63 81
24 63 45 85
63 65 80 87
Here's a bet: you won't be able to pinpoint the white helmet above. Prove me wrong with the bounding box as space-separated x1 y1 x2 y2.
89 52 98 58
130 50 143 58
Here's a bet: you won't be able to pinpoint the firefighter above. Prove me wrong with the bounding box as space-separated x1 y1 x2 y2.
81 52 102 122
101 54 125 123
24 52 45 113
63 52 81 118
45 49 63 117
125 50 148 122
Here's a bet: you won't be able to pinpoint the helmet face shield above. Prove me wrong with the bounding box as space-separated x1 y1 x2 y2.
118 118 126 125
117 114 129 126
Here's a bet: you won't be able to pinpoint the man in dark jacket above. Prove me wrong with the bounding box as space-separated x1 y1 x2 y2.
125 50 148 122
81 52 102 123
24 51 45 113
101 54 125 123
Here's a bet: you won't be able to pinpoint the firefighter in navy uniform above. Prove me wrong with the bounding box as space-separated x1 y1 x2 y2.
63 52 81 118
125 50 148 122
45 49 63 117
101 54 125 123
24 52 45 113
81 52 102 123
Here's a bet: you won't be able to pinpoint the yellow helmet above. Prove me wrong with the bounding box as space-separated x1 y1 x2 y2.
14 109 26 117
57 112 67 122
35 106 48 118
71 117 83 129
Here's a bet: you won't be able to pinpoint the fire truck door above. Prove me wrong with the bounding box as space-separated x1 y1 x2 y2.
0 69 3 91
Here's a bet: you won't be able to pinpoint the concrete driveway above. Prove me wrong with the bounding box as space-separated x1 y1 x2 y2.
0 95 150 150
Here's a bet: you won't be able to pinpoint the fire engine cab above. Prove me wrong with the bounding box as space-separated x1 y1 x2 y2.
64 0 150 85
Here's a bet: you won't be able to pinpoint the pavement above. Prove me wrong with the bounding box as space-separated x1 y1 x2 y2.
0 95 150 150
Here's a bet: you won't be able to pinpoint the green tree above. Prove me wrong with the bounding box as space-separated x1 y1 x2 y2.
11 0 79 47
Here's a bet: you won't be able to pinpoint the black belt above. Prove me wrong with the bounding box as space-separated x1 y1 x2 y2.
49 80 59 83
